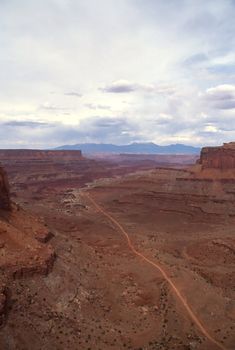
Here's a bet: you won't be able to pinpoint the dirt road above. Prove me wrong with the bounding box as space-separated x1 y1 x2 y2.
85 192 227 350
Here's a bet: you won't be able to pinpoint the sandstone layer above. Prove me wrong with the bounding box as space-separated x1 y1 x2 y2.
0 149 83 161
199 142 235 170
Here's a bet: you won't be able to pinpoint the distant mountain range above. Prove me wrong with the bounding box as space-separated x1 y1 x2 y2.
54 142 201 154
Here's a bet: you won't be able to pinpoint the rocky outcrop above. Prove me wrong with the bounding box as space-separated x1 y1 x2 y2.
0 206 55 327
0 164 55 327
0 165 10 210
199 142 235 170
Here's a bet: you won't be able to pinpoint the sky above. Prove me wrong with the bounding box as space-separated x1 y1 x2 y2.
0 0 235 148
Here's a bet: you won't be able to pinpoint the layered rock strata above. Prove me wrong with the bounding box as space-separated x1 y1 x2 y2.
0 149 82 161
0 165 55 327
199 142 235 170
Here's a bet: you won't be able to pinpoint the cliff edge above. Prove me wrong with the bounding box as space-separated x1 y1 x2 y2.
0 165 10 210
0 149 83 161
199 142 235 170
0 164 55 327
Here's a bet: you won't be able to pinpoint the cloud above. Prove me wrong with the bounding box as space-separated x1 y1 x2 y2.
101 80 137 93
203 84 235 109
3 120 52 128
64 92 82 97
72 117 143 144
154 113 174 125
183 53 208 66
38 103 71 111
214 100 235 110
85 103 111 110
208 64 235 75
0 116 145 148
203 125 218 133
101 80 177 95
0 0 235 147
205 85 235 100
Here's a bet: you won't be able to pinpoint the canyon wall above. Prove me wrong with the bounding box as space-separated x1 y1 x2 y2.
0 166 10 210
0 149 83 161
199 142 235 170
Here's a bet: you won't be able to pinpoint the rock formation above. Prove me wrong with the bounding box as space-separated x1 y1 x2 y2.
0 164 55 327
0 149 83 161
0 165 10 210
199 142 235 170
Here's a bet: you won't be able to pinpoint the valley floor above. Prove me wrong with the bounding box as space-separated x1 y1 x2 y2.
0 158 234 350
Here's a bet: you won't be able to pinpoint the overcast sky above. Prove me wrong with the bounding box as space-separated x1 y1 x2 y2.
0 0 235 148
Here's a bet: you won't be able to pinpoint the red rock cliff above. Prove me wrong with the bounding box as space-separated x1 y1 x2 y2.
0 165 10 210
199 142 235 170
0 149 83 160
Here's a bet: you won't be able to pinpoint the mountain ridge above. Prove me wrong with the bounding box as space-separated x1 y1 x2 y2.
53 142 201 154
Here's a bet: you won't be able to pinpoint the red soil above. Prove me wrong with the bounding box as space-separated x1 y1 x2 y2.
0 151 234 349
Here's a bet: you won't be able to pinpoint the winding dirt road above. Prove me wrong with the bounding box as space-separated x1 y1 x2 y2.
85 192 227 350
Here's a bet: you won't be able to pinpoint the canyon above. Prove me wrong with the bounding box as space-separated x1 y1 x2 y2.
0 145 234 350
